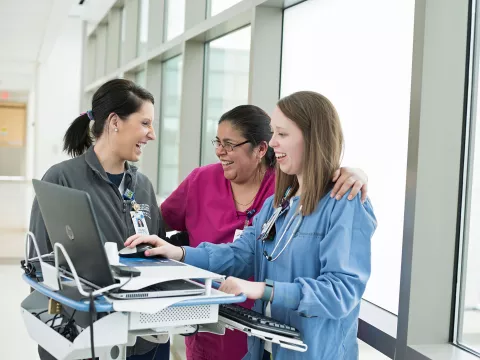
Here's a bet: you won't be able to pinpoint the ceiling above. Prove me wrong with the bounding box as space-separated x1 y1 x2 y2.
0 0 55 94
0 0 116 97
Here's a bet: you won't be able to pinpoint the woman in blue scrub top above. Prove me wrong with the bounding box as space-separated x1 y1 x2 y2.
126 90 377 360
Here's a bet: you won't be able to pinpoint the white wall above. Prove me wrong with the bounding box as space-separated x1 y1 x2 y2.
34 17 83 179
0 16 83 232
0 148 26 176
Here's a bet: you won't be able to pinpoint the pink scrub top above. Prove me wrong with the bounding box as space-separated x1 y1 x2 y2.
161 163 275 360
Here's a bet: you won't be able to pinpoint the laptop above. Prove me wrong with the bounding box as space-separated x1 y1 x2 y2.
32 179 205 299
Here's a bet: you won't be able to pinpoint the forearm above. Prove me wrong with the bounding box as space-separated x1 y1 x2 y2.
272 274 366 319
184 242 254 279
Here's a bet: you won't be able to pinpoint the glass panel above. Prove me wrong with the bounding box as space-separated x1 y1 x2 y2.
281 0 415 314
158 56 183 198
129 70 148 171
200 27 251 166
120 6 126 63
135 70 146 87
209 0 243 17
457 1 480 352
137 0 149 57
164 0 185 41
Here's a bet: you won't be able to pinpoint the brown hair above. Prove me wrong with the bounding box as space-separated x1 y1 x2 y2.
273 91 344 215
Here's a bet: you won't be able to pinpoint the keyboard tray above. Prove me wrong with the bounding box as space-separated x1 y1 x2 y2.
218 304 308 353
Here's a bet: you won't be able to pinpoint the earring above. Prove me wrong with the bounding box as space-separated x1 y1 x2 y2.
114 128 118 132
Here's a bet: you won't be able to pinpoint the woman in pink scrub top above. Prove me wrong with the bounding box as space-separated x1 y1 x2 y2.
160 105 368 360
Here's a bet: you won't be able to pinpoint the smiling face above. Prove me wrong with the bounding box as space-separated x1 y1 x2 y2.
215 121 262 184
269 106 305 178
112 100 156 162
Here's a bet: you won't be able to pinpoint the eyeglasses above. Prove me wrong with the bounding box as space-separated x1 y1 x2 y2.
211 139 250 152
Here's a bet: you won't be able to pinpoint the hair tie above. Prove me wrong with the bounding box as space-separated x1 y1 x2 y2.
86 110 94 121
81 110 94 121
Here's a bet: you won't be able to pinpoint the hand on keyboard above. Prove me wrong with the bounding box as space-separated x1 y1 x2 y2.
219 304 301 339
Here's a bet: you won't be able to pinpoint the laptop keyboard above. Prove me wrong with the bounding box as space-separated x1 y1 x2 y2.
143 283 164 291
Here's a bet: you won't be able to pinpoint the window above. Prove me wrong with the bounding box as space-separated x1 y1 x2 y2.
456 2 480 353
127 70 148 171
158 56 183 198
281 0 415 314
120 6 126 63
86 35 96 85
137 0 149 57
164 0 185 42
209 0 243 17
200 27 251 166
94 26 107 78
135 69 146 87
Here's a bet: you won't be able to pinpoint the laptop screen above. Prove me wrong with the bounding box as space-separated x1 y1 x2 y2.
32 179 116 288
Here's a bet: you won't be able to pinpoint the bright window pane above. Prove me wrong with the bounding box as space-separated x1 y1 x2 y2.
281 0 415 314
164 0 185 41
209 0 243 17
201 27 251 166
135 70 146 87
119 7 126 62
137 0 149 57
129 70 147 171
457 2 480 350
158 56 183 198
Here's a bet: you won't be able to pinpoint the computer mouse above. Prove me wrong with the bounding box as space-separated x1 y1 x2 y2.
118 244 153 258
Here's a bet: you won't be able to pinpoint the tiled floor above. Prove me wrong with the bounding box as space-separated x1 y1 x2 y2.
0 264 39 360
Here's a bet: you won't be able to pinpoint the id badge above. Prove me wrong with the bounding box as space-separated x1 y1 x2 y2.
131 211 149 235
233 229 243 242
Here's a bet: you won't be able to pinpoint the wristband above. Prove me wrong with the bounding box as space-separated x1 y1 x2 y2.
261 279 274 302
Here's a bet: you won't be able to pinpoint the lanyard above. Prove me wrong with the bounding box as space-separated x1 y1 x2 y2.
244 209 256 228
123 188 140 211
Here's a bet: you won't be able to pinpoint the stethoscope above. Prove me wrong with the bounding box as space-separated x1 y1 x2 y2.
259 187 303 262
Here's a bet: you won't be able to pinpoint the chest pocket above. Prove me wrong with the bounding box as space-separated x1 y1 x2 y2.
291 231 324 264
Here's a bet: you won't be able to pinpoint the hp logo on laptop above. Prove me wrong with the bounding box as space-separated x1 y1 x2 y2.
65 225 75 241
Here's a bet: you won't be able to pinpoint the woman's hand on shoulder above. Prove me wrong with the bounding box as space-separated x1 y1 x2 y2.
331 167 368 203
125 234 183 261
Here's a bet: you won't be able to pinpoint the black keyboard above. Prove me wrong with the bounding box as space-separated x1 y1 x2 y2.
219 304 301 339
